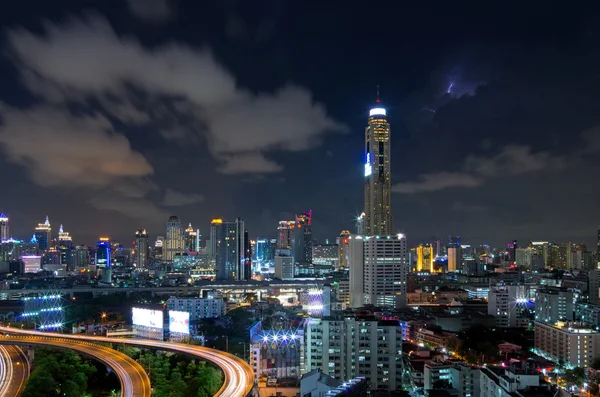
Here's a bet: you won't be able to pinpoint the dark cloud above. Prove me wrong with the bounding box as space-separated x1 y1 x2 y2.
6 15 345 175
126 0 176 24
162 189 204 207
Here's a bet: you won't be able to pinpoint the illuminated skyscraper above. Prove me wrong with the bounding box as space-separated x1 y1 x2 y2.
364 95 392 236
57 224 73 267
134 228 149 268
96 238 111 282
34 216 52 251
337 230 352 269
165 216 185 263
277 220 295 250
292 211 312 265
211 218 249 281
416 243 434 272
0 212 8 242
185 223 198 252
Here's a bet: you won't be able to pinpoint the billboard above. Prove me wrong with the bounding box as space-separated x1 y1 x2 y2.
22 256 42 273
132 308 163 329
169 311 190 334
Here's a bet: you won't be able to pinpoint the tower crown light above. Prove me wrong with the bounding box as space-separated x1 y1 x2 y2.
0 213 7 222
369 108 387 117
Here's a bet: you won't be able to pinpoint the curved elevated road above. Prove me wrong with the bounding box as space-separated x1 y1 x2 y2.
0 327 254 397
0 345 28 397
0 335 151 397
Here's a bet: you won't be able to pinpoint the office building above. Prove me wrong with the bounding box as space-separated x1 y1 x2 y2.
34 216 51 251
211 218 248 281
349 234 408 309
534 287 574 324
277 220 295 250
534 321 600 367
479 366 540 397
312 244 339 267
134 228 149 268
184 223 198 252
304 316 403 390
337 230 351 269
487 284 530 328
416 243 434 272
236 219 251 280
96 238 111 282
165 216 185 263
364 96 392 236
450 364 480 397
274 255 294 280
57 224 73 267
515 247 532 268
447 236 461 272
0 212 8 242
166 296 226 320
293 211 313 265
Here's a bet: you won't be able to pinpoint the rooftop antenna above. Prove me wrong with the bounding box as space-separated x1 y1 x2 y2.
376 85 380 103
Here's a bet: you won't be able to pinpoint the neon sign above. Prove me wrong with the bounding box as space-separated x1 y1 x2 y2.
364 152 372 177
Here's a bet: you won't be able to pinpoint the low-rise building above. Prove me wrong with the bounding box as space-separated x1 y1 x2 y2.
166 296 226 320
300 369 368 397
479 366 542 397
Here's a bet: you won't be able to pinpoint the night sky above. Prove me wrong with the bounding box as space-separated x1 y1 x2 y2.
1 0 600 248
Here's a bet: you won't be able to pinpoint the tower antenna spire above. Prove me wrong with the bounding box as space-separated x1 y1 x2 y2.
376 85 380 103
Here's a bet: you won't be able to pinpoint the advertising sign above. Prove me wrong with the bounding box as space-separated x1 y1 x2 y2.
132 308 163 329
168 310 190 334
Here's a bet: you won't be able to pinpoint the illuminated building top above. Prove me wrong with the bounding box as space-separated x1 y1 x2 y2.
0 213 7 222
35 216 51 231
369 108 387 117
58 224 72 242
185 223 197 236
211 218 223 225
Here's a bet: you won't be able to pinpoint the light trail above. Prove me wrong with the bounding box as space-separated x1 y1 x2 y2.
0 335 150 397
0 327 254 397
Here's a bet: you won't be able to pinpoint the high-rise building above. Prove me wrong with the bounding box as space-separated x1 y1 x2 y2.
349 234 408 309
487 284 530 328
292 211 313 265
0 212 8 242
355 212 365 235
277 221 295 250
364 97 392 236
312 244 339 267
134 228 149 268
236 218 251 280
165 216 185 263
534 287 574 324
337 230 351 269
153 236 164 261
416 243 434 272
96 238 111 282
211 218 248 281
515 247 532 268
535 321 600 368
447 236 461 272
184 223 198 252
57 224 73 267
34 216 51 251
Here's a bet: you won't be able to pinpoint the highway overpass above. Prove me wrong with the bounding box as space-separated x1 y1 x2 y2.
0 335 151 397
2 279 327 299
0 327 255 397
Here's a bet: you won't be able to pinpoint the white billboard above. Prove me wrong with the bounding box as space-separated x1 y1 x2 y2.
169 311 190 334
22 256 41 273
132 308 163 329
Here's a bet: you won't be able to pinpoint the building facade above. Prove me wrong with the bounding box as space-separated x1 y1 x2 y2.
166 296 226 320
165 216 185 263
534 287 574 324
534 321 600 367
34 216 51 251
0 213 8 242
487 284 530 328
304 316 404 391
349 234 408 309
134 228 149 268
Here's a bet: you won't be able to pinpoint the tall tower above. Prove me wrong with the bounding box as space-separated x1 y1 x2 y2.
364 92 392 236
165 216 184 263
292 211 313 265
34 216 52 251
211 218 246 281
134 228 149 268
0 213 8 242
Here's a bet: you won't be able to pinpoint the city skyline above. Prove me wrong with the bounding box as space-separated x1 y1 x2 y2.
1 2 600 247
